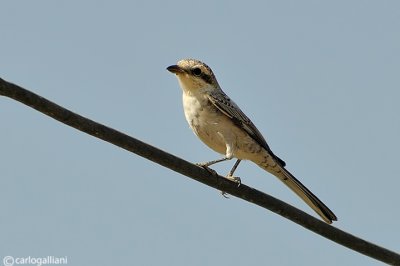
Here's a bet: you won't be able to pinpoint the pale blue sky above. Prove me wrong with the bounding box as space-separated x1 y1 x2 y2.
1 1 399 265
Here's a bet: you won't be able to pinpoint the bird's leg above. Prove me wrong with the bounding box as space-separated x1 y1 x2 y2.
226 159 241 186
197 157 230 167
196 156 231 176
220 159 242 198
227 159 241 177
196 157 241 197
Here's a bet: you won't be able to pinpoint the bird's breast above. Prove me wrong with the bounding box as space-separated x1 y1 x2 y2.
181 92 264 161
182 92 227 154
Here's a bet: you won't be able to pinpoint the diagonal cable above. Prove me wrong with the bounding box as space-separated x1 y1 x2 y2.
1 77 399 265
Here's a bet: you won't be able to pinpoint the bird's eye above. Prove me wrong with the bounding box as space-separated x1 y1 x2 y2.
192 67 202 76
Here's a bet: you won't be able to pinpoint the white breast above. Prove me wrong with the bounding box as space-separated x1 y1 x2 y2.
182 91 228 156
181 90 264 162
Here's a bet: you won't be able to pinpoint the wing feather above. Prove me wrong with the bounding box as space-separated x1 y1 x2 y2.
206 91 286 167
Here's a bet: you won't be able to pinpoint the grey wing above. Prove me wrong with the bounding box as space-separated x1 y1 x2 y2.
206 90 286 167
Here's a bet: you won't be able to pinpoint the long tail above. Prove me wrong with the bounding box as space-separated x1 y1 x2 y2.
257 158 337 224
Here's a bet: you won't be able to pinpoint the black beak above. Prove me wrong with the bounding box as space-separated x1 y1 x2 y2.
167 65 185 74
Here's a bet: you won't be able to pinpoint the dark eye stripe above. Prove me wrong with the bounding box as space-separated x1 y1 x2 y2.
201 74 213 84
191 66 214 84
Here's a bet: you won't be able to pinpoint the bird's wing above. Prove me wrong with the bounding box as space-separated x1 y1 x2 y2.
206 90 286 167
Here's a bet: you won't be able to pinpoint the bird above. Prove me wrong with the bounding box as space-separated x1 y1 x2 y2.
167 58 337 224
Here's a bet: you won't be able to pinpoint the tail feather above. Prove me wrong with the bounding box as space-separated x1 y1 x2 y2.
258 160 337 224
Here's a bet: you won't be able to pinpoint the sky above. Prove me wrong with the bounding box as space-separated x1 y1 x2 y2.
1 1 399 265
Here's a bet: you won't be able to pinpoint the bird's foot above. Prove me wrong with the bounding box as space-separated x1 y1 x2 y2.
220 175 241 198
196 163 218 177
226 175 241 187
220 190 230 198
197 163 241 198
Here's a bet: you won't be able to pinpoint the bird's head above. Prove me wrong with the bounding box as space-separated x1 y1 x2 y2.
167 59 220 93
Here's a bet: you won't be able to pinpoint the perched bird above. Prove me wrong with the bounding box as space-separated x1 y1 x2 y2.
167 59 337 224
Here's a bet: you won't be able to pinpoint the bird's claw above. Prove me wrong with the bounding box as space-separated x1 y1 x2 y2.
226 175 241 187
220 191 230 198
220 175 241 198
197 163 241 197
196 163 218 177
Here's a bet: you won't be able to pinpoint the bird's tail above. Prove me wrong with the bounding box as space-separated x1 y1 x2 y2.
257 158 337 224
